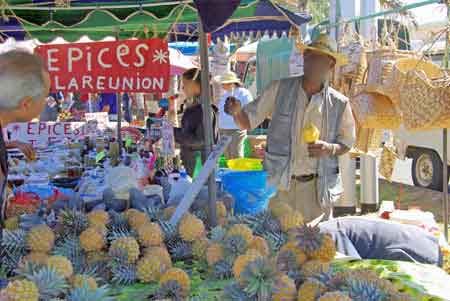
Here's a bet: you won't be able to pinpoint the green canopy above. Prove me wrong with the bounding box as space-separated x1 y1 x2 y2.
2 0 310 43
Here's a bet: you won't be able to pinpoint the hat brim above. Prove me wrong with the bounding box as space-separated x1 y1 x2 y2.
220 79 241 84
297 42 348 67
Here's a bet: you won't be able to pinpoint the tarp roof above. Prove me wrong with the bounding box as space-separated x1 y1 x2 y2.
1 0 311 43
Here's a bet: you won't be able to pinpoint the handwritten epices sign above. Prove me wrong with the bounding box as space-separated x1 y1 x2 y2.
35 39 170 93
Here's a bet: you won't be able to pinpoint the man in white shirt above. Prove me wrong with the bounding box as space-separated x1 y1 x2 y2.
217 72 253 159
0 50 50 225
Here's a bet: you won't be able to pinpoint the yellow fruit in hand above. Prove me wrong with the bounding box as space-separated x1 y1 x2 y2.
303 123 320 144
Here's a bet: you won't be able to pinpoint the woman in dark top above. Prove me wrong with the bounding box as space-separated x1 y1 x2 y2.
175 68 218 176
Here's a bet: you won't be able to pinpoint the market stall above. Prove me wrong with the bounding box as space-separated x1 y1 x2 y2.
0 0 449 300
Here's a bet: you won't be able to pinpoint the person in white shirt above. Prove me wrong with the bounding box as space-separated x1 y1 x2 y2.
217 72 253 159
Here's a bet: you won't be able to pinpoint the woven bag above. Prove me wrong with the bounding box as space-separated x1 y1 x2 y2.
392 58 448 130
351 92 401 129
364 49 416 98
354 127 383 153
379 145 398 182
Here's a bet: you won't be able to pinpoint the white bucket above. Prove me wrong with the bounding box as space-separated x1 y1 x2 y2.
143 185 164 204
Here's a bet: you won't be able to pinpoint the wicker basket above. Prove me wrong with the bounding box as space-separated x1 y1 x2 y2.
364 48 416 97
354 127 383 153
351 92 401 129
379 145 398 182
392 58 449 130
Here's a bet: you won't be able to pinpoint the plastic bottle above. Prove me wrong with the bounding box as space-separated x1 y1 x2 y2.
192 151 202 179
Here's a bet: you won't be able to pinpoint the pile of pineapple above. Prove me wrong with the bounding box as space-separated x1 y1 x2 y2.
0 199 419 301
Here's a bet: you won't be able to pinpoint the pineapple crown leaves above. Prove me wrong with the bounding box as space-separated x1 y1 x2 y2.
2 229 27 253
223 282 256 301
158 220 180 244
110 263 137 286
262 231 287 253
67 283 114 301
58 208 89 236
1 248 25 275
167 241 193 262
21 265 69 299
141 205 163 222
107 228 137 244
291 224 324 254
209 226 227 243
239 258 277 300
52 236 86 274
344 279 388 301
212 259 234 280
107 211 129 231
156 280 185 301
223 235 248 257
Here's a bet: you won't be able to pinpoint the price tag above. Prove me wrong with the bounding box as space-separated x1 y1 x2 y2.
96 151 106 163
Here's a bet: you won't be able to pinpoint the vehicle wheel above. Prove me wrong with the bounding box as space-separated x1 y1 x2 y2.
411 149 445 191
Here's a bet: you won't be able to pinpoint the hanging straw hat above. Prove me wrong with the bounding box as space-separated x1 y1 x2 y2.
297 33 348 66
216 71 242 85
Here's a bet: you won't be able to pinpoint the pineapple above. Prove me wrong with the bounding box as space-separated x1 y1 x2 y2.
223 234 249 256
22 252 48 266
276 250 300 275
279 211 304 233
192 237 209 260
209 226 227 243
21 265 68 300
109 237 140 264
297 278 326 301
137 222 163 247
290 224 336 261
226 224 254 245
47 255 74 278
80 227 105 252
72 274 97 290
52 236 85 274
167 241 193 262
232 252 263 280
206 243 225 266
212 259 234 280
87 210 109 227
248 236 270 257
269 202 292 219
136 256 167 283
159 268 191 298
27 224 55 253
303 123 320 144
272 274 297 301
4 217 19 230
144 246 172 269
238 257 277 300
310 234 336 262
179 214 205 242
280 242 307 265
318 292 352 301
163 206 177 220
301 260 330 279
156 280 186 301
5 279 39 301
124 209 149 230
86 251 109 266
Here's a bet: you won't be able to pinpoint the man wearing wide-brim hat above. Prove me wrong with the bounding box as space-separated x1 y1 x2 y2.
225 33 356 222
216 71 254 159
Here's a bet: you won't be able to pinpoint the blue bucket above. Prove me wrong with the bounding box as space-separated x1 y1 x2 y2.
221 171 277 215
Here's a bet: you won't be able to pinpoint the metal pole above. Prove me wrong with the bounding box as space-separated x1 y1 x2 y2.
199 23 217 227
443 2 449 241
117 93 122 156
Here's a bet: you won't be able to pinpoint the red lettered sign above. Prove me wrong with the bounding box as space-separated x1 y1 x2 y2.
35 39 170 93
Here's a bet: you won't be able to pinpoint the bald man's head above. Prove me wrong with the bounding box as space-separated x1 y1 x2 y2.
0 50 49 122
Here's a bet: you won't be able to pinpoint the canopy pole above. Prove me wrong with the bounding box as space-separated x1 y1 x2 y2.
443 2 449 242
199 22 217 227
114 33 122 156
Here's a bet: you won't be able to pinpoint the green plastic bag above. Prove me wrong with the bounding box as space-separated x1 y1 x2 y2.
193 151 203 179
244 138 252 158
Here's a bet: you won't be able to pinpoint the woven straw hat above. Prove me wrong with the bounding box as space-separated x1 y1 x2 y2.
297 33 348 66
217 72 241 85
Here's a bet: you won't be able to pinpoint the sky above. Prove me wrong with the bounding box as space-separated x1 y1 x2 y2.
406 0 447 25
